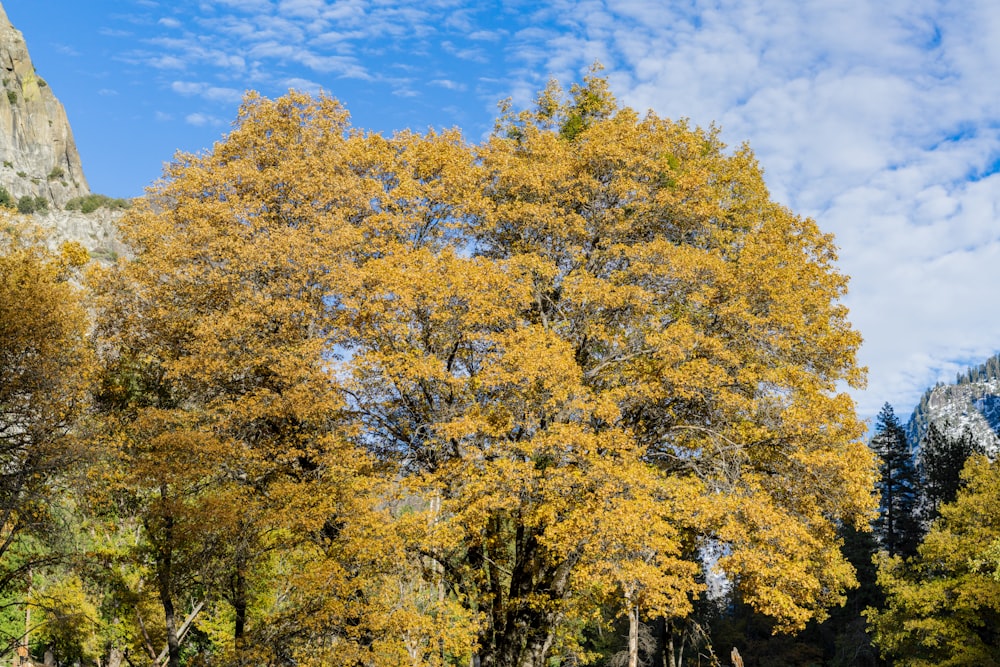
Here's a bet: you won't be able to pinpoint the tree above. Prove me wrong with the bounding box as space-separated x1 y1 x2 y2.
338 74 876 665
0 215 92 655
871 404 921 558
918 423 982 522
88 78 877 666
869 455 1000 666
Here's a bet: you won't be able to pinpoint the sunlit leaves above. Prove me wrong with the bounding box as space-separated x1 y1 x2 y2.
81 77 876 664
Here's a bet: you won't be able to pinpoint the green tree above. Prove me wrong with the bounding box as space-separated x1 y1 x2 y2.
871 404 921 558
918 423 982 522
869 455 1000 666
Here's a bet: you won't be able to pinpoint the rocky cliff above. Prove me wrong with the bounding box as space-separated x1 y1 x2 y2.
907 356 1000 457
0 2 124 259
0 3 89 208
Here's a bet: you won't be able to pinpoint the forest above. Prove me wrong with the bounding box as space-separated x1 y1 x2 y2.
2 74 997 667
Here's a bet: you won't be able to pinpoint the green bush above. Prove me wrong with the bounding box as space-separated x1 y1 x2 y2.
47 166 64 180
6 90 15 105
17 195 48 214
0 187 12 209
65 194 132 214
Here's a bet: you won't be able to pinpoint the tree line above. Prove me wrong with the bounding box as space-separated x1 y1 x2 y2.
2 74 983 666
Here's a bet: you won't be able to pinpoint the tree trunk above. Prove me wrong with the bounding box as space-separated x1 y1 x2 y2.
153 487 181 667
666 620 676 667
107 614 125 667
22 565 31 667
480 526 581 667
626 595 639 667
233 564 247 641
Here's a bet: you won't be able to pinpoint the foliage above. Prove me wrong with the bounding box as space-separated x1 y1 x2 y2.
8 76 876 666
16 195 48 214
47 166 64 180
0 215 93 656
65 194 132 214
871 404 921 558
329 72 874 664
917 423 983 522
869 455 1000 666
88 91 454 666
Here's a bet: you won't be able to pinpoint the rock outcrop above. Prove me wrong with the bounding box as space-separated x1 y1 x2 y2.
0 3 89 209
0 2 125 259
907 357 1000 457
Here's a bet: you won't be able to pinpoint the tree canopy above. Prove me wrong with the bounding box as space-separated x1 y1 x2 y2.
1 76 878 666
869 455 1000 666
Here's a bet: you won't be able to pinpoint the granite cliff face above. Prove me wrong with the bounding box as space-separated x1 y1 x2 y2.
0 2 124 259
907 357 1000 457
0 3 89 208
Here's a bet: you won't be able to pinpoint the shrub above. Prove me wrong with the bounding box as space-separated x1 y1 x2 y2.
65 194 132 214
16 196 47 214
47 166 64 180
6 90 15 105
0 187 12 209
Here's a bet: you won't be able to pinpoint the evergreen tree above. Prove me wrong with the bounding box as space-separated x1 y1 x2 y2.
918 423 983 522
869 455 1000 665
871 404 921 557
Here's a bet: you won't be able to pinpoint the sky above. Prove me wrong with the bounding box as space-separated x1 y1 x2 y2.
5 0 1000 421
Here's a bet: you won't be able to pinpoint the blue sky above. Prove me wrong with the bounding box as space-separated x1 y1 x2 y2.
6 0 1000 421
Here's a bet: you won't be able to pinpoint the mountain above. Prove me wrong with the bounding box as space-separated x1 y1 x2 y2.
906 354 1000 456
0 3 89 207
0 2 124 259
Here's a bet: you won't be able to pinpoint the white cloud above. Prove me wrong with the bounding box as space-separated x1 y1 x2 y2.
54 44 80 57
148 55 187 69
171 80 244 103
511 0 1000 418
185 112 224 127
430 79 465 91
282 76 324 95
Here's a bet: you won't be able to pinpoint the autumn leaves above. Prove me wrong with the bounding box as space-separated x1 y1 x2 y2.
3 76 878 665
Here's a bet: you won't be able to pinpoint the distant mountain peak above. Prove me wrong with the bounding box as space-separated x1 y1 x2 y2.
907 354 1000 456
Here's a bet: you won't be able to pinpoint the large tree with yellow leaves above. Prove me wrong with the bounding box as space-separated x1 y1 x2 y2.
340 75 877 665
92 75 876 666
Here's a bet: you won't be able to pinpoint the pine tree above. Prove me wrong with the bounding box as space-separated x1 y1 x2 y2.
918 423 983 522
871 404 921 557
